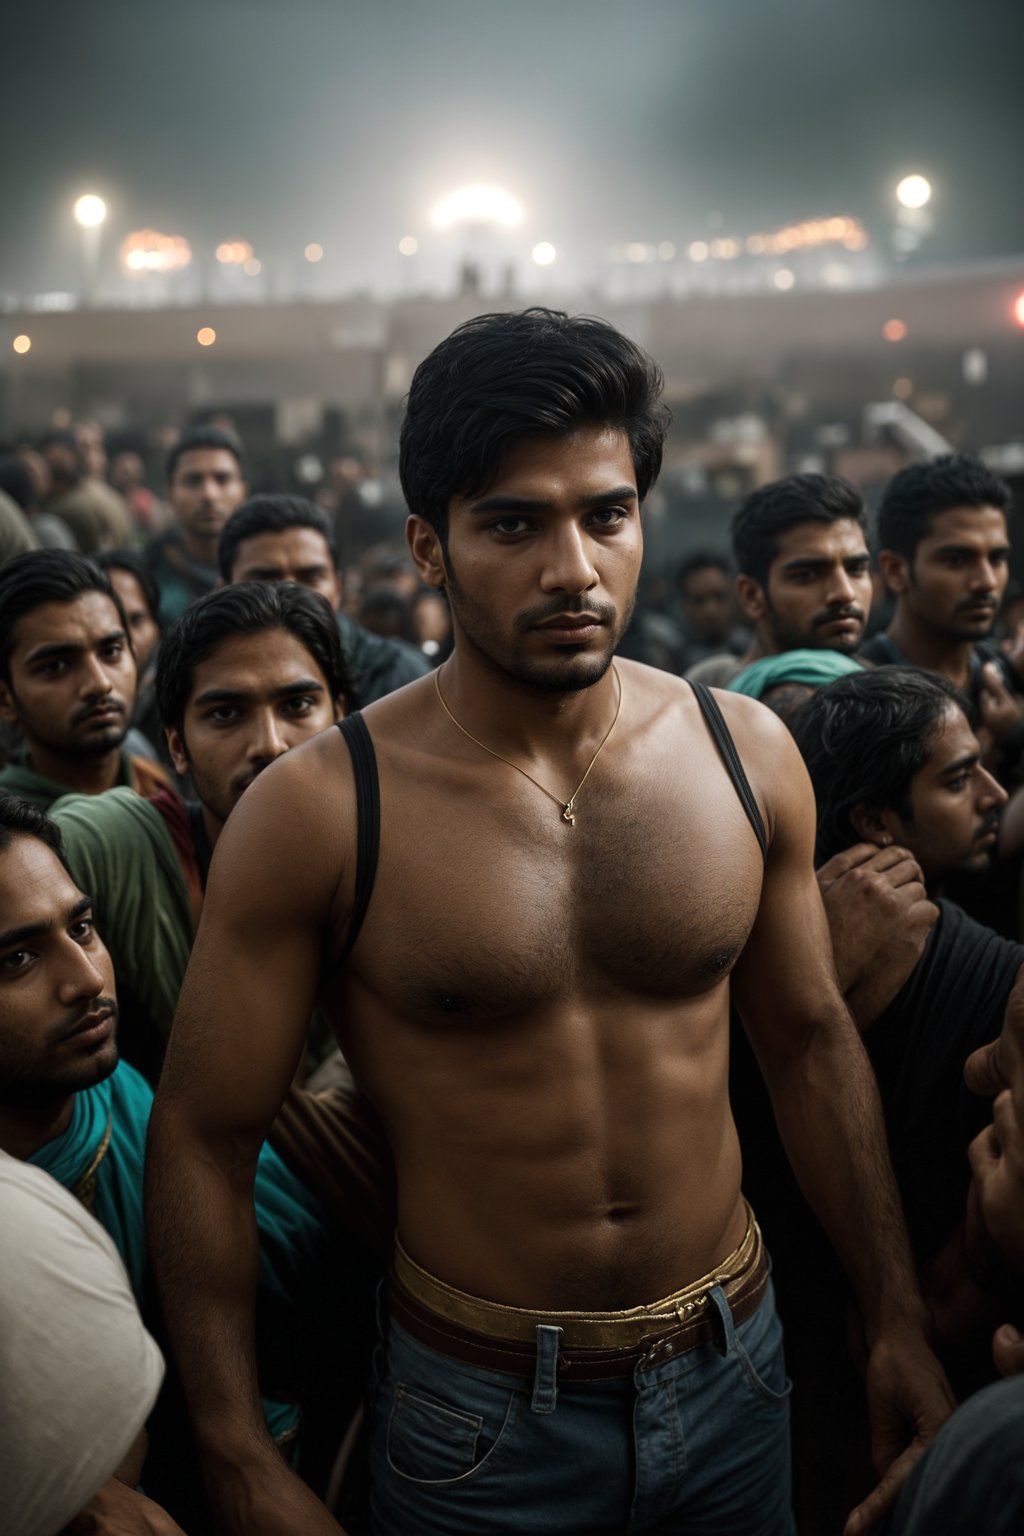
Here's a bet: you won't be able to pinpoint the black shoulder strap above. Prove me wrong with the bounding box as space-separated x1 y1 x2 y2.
336 713 381 957
689 680 768 861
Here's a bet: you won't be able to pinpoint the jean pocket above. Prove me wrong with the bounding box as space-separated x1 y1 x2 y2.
386 1381 518 1486
733 1304 793 1410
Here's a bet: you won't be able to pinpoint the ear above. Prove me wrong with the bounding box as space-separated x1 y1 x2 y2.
407 514 447 590
0 679 19 728
849 802 902 847
164 725 190 780
735 575 766 623
876 550 909 596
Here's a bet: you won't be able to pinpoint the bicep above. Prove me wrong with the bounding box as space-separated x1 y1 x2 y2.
160 755 348 1143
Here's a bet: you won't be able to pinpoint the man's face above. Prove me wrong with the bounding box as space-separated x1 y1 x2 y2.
0 837 117 1109
229 528 341 611
107 568 160 673
165 628 341 826
740 518 871 655
891 506 1011 642
41 441 81 494
0 593 137 759
416 425 642 693
680 565 733 644
167 448 247 545
885 704 1008 881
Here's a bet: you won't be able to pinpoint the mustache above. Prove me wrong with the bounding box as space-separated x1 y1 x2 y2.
976 812 1002 842
812 606 865 628
515 597 618 633
50 997 118 1045
70 698 126 726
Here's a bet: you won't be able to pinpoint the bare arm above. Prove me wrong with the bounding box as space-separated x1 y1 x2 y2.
145 739 349 1535
725 701 954 1535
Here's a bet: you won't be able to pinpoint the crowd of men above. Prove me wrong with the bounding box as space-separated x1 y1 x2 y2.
1 307 1023 1536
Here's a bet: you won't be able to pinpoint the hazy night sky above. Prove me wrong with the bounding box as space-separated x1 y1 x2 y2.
4 0 1023 297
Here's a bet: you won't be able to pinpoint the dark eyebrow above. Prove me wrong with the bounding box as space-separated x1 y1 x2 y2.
25 632 127 665
469 486 638 514
935 752 979 779
0 894 93 951
191 679 326 708
933 544 1011 558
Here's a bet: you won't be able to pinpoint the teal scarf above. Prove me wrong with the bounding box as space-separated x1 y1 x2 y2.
728 648 864 700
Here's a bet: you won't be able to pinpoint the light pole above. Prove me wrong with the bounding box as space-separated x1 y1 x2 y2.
73 193 107 306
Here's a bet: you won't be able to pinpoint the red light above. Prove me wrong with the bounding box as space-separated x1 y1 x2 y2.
1014 291 1024 328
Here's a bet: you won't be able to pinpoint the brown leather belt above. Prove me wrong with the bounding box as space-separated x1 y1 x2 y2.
390 1209 768 1383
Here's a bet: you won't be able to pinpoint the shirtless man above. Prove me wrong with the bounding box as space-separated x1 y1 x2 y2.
147 309 952 1536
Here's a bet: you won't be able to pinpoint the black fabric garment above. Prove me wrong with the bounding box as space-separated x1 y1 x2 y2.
335 713 380 959
859 632 1020 725
689 679 768 860
336 612 429 708
864 898 1024 1260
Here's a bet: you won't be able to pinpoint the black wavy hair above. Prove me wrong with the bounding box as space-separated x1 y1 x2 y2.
789 666 966 864
876 454 1014 563
399 308 670 544
218 495 336 583
0 550 129 683
155 581 351 736
731 473 866 588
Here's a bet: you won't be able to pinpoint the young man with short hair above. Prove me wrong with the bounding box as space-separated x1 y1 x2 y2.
49 582 350 1078
150 309 951 1536
791 669 1017 1267
861 456 1016 704
675 550 745 668
687 473 873 688
146 426 248 623
219 494 429 702
0 550 168 807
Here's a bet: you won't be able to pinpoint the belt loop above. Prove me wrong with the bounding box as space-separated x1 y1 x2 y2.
707 1283 735 1356
531 1324 562 1414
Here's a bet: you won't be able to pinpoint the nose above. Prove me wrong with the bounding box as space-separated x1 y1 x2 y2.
539 524 599 597
978 766 1009 811
80 652 115 698
826 565 858 606
57 933 110 1008
245 709 289 766
970 560 998 593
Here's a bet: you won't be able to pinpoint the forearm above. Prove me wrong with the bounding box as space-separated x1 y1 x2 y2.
144 1104 274 1477
763 1010 927 1341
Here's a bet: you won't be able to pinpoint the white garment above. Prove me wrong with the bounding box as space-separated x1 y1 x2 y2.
0 1150 164 1536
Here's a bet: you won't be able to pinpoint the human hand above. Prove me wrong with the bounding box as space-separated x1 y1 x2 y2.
966 1014 1024 1272
842 1325 956 1536
212 1454 347 1536
65 1479 186 1534
1001 623 1024 688
817 843 937 1022
993 1322 1024 1377
978 662 1024 749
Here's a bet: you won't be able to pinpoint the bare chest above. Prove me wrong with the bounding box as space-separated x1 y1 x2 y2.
341 759 764 1023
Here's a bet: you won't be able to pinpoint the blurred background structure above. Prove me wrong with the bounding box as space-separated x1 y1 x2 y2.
3 0 1023 574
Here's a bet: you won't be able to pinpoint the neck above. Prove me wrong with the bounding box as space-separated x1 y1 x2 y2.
439 643 621 763
887 607 975 687
181 528 218 564
744 629 773 663
25 742 124 795
0 1094 73 1160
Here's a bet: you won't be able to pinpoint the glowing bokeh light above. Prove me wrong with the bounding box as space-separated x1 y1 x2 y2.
431 185 522 230
1013 291 1024 328
773 269 795 290
243 257 262 276
196 327 217 347
531 242 557 266
687 241 709 262
398 236 419 256
12 335 31 354
892 377 914 399
884 319 908 342
74 194 107 228
215 241 252 265
304 243 324 263
896 175 932 210
121 230 192 273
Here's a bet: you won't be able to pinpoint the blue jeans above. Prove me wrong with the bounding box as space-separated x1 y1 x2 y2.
369 1277 794 1535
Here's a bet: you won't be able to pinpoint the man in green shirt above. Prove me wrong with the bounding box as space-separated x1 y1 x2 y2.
0 550 169 809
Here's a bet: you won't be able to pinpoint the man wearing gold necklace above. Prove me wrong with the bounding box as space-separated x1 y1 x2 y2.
148 309 953 1536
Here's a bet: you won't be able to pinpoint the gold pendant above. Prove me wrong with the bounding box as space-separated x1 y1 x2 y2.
562 800 577 826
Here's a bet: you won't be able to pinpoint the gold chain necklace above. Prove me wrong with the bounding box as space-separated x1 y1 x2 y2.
434 663 623 826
